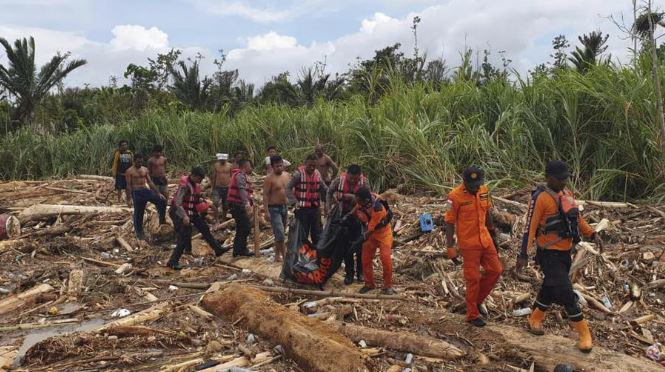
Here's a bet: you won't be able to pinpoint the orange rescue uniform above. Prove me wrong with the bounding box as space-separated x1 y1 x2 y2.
521 188 595 254
355 195 394 289
445 184 503 321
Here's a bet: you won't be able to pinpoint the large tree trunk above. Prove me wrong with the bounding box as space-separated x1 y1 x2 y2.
0 283 54 316
201 284 368 372
487 323 661 371
332 323 464 359
18 204 131 223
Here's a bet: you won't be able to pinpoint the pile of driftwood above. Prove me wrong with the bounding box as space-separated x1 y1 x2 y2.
0 177 664 371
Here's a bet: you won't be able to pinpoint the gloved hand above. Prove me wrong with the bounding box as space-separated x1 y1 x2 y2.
447 246 457 260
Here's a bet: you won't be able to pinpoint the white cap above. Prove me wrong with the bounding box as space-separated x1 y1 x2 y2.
216 153 229 160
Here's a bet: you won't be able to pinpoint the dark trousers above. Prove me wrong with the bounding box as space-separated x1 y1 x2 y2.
230 204 251 254
343 214 363 279
168 209 225 265
344 249 363 279
132 188 166 236
533 248 583 321
295 207 321 245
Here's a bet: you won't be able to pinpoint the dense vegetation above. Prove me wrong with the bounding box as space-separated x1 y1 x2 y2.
1 21 665 201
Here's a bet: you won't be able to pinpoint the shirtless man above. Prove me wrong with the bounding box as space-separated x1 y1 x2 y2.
263 156 291 261
265 146 291 174
211 153 232 221
147 144 168 199
314 144 338 185
125 154 167 240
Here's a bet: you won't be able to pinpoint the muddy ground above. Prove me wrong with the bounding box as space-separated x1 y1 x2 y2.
0 176 664 371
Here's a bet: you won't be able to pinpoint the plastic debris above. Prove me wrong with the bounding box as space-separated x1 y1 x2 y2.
111 308 131 318
512 308 532 317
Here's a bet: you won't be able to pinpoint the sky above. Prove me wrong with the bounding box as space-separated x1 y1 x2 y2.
0 0 648 87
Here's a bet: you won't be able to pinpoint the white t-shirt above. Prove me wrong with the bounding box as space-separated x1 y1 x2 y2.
265 156 291 167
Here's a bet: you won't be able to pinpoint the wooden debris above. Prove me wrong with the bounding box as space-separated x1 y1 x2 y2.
116 237 134 252
97 301 170 331
18 204 131 223
66 269 84 300
0 283 54 316
332 322 465 359
251 285 407 300
202 284 368 372
188 304 213 319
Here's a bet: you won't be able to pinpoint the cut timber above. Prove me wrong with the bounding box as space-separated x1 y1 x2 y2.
332 323 464 359
202 284 368 372
188 304 213 319
487 323 661 371
78 175 114 182
18 204 132 223
0 283 54 316
116 237 134 252
253 285 407 300
67 269 84 300
97 301 170 331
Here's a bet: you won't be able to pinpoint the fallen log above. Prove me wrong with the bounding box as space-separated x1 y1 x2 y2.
251 285 407 301
0 283 54 316
332 323 464 359
78 175 114 182
493 196 528 212
44 186 91 195
67 269 84 300
97 301 170 332
487 323 661 371
116 237 134 252
202 284 368 372
18 224 71 239
18 204 132 223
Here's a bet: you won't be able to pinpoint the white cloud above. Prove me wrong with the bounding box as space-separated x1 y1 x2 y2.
245 31 298 50
0 0 637 88
188 0 294 23
110 25 170 51
223 0 635 85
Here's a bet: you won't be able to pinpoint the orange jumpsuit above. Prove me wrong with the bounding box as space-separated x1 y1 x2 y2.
520 187 595 321
445 184 503 321
355 195 394 289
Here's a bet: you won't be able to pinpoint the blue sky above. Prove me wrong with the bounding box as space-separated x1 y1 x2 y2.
0 0 638 87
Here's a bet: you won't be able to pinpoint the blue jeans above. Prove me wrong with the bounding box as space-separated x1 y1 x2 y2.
268 205 288 242
132 188 166 237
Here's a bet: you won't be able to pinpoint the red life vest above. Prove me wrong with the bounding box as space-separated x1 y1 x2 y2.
338 172 366 194
172 175 203 216
336 172 366 210
227 169 253 205
295 166 322 208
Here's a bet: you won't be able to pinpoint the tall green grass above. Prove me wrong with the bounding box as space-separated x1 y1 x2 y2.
2 66 664 201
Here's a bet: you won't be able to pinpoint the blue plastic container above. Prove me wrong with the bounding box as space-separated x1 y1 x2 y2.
419 213 434 232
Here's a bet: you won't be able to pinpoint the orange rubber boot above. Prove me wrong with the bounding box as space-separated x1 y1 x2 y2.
572 320 593 352
527 308 545 335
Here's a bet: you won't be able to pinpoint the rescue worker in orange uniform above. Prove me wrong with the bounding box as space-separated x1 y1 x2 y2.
517 160 603 353
354 187 395 294
445 166 503 327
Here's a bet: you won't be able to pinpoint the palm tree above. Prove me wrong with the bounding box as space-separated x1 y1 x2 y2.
169 60 211 110
569 31 609 73
0 36 87 125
